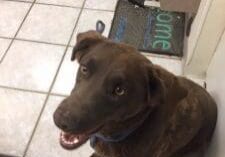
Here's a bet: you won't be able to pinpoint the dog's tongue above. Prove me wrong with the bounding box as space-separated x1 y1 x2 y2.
60 131 89 150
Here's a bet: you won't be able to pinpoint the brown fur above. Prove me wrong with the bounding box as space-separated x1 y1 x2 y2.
54 31 217 157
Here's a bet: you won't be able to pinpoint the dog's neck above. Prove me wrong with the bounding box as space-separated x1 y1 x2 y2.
90 106 152 146
154 65 188 103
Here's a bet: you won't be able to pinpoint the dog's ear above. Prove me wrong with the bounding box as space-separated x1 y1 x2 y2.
71 31 104 61
145 64 165 107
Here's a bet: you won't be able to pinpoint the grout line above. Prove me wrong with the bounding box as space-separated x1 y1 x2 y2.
34 2 82 9
0 36 12 40
1 0 32 4
22 0 87 156
0 85 69 97
0 85 48 95
0 0 34 63
0 36 68 47
50 93 69 97
14 38 67 47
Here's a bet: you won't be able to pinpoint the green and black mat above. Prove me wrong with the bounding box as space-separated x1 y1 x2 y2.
109 0 185 57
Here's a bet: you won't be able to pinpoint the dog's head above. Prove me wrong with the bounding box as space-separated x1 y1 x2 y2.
53 31 165 149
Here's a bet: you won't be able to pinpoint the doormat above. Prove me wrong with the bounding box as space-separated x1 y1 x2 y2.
109 0 185 56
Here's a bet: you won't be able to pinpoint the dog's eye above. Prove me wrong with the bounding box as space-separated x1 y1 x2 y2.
80 65 88 75
114 86 125 96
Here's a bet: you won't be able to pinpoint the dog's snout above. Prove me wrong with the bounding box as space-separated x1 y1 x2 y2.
53 96 94 133
53 107 76 131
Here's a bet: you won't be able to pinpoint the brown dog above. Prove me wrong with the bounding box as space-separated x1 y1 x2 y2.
53 31 217 157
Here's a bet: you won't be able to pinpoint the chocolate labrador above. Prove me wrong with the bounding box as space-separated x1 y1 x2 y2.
53 30 217 157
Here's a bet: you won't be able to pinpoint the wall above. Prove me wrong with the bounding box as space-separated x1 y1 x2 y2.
205 29 225 157
183 0 225 78
184 0 211 65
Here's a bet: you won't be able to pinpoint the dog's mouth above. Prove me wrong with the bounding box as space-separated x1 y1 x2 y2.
59 125 103 150
59 131 89 150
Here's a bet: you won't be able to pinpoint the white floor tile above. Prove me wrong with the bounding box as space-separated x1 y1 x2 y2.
26 96 94 157
0 40 65 92
0 88 46 156
0 38 11 61
78 143 94 157
36 0 85 7
0 1 31 37
18 4 80 45
84 0 118 11
52 48 79 95
70 9 114 46
145 54 183 75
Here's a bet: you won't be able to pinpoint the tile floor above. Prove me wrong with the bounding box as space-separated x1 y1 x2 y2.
0 0 183 157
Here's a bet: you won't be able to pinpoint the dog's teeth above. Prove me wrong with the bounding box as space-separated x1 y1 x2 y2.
60 131 80 146
74 138 79 143
62 138 67 143
71 139 78 144
65 141 69 144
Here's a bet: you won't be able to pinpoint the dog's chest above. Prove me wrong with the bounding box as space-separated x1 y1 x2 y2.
93 134 156 157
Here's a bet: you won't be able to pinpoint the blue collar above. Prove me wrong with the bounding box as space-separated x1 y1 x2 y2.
90 108 151 147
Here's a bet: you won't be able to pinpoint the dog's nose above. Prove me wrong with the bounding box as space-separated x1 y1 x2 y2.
53 108 73 131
